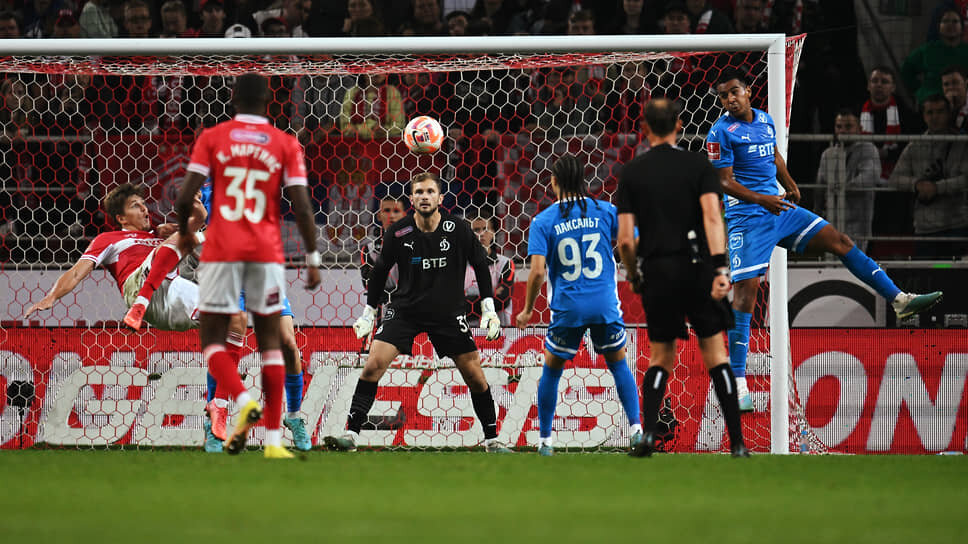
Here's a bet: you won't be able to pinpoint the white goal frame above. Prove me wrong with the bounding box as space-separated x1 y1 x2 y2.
1 34 794 454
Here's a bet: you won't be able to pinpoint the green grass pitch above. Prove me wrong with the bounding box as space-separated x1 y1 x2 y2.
2 449 965 543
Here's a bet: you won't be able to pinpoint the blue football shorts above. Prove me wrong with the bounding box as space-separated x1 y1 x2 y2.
544 321 627 360
727 207 828 282
238 290 294 317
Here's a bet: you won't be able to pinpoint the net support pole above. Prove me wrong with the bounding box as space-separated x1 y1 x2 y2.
767 36 791 454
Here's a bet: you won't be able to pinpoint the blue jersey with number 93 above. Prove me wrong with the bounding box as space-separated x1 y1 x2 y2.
527 197 623 327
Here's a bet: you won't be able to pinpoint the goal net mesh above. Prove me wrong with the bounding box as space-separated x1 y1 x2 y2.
0 37 813 452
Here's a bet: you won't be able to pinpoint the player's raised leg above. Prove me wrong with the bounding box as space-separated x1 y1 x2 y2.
323 339 400 452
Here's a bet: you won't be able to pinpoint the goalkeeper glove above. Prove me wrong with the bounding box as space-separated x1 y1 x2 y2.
353 305 377 339
480 297 501 341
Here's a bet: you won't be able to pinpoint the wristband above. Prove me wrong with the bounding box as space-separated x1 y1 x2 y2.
710 253 728 269
306 250 321 268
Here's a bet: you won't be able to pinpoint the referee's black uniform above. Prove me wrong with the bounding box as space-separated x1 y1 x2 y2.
615 143 732 341
366 210 494 357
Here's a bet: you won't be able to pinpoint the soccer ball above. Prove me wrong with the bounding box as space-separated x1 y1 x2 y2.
403 116 444 154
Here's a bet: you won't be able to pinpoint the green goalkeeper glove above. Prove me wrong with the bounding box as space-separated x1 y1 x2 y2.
481 297 501 341
353 305 377 339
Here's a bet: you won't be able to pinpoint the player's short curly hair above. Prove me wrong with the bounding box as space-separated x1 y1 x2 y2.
103 183 144 223
410 172 444 194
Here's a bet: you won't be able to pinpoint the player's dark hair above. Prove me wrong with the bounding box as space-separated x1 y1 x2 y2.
715 68 749 89
410 172 444 194
644 98 681 137
103 183 144 224
232 73 270 114
552 154 595 218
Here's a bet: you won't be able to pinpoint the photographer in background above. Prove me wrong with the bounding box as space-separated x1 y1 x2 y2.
889 94 968 259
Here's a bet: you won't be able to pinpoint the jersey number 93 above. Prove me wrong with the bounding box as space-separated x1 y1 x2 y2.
557 233 603 281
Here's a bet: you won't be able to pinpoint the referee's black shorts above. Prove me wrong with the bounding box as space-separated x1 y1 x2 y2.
373 307 477 358
640 255 734 343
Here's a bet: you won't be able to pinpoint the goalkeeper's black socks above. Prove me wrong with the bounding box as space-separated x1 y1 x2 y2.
471 386 499 440
709 363 746 451
641 366 669 434
346 379 379 434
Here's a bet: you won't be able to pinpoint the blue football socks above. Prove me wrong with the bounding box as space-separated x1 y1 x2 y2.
728 310 753 379
840 245 902 301
606 358 641 426
285 372 303 414
537 365 564 439
206 372 217 403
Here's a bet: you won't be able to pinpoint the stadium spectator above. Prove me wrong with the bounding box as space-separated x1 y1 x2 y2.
861 65 922 258
445 9 469 35
407 0 445 35
815 109 880 252
0 10 21 37
469 0 513 35
902 8 968 106
339 73 405 139
23 0 60 38
261 16 288 36
889 93 968 259
602 61 652 134
359 190 406 310
941 64 968 132
605 0 658 35
41 73 92 135
732 0 768 33
347 14 385 36
533 66 603 138
342 0 376 35
50 9 81 38
566 10 606 112
325 155 375 254
253 0 310 36
120 0 154 38
465 216 513 326
197 0 228 37
662 1 692 34
685 0 733 34
1 78 39 143
79 0 117 38
159 0 195 37
616 98 746 458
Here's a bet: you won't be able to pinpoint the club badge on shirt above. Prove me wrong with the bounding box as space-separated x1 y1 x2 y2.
707 141 721 160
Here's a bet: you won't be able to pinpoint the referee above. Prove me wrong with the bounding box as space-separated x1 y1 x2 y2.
323 172 510 453
616 98 749 458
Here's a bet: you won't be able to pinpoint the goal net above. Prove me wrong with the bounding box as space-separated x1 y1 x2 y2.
0 35 811 453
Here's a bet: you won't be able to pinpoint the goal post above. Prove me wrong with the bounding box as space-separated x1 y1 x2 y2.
0 34 807 453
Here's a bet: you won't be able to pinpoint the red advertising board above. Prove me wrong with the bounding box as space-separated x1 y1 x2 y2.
1 328 965 454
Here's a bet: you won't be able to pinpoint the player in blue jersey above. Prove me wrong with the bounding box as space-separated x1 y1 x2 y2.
195 180 312 452
708 68 943 411
516 154 643 456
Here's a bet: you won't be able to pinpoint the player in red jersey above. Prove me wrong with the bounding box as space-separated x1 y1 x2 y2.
24 183 209 330
173 74 320 460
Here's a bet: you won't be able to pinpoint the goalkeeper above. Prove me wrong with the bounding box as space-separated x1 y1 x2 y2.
324 173 511 453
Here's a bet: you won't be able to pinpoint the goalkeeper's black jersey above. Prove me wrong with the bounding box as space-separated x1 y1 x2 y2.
366 210 493 318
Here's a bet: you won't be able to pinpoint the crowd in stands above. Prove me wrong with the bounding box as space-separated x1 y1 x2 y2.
0 0 966 263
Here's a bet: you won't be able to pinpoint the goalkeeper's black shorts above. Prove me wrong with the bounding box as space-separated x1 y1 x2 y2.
374 308 477 358
640 255 734 343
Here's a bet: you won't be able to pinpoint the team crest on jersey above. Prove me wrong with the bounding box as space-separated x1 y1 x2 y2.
396 226 413 237
729 233 743 250
732 255 742 269
706 142 721 160
384 308 395 320
442 220 455 232
229 129 270 145
439 238 450 252
727 122 740 133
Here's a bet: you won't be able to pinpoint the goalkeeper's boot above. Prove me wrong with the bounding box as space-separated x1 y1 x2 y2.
738 393 754 413
203 419 223 453
630 430 644 449
893 291 943 319
628 431 655 458
731 443 751 458
537 445 554 457
323 431 358 452
484 438 513 453
264 445 295 460
224 400 262 455
123 302 147 331
206 399 228 441
284 416 312 451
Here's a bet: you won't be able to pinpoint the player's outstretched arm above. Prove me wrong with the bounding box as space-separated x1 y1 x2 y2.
285 184 321 290
515 254 546 330
24 258 95 318
616 212 640 293
174 171 208 256
773 148 801 204
717 165 793 215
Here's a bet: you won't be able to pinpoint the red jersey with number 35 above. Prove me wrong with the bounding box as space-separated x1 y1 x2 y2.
187 114 307 263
